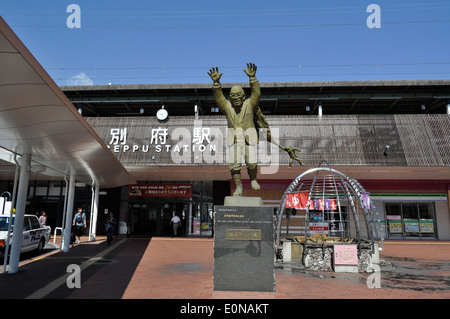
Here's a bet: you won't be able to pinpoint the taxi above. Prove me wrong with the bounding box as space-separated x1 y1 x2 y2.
0 214 51 256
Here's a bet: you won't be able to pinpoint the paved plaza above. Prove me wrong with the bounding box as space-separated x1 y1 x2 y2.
0 236 449 303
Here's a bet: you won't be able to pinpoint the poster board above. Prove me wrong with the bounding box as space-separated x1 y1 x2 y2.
334 245 358 265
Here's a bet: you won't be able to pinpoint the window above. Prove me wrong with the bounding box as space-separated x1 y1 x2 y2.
385 201 437 240
23 217 31 231
30 217 41 229
0 217 10 231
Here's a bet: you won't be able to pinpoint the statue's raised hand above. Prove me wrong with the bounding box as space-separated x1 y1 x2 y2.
243 62 257 78
207 67 222 83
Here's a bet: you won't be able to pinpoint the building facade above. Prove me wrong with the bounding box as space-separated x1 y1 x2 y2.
68 80 450 240
2 80 449 240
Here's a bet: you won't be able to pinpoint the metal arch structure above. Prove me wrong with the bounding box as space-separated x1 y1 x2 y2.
275 161 383 251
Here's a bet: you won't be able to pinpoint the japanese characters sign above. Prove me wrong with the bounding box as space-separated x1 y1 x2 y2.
107 125 216 154
334 245 358 265
92 117 280 171
129 184 192 197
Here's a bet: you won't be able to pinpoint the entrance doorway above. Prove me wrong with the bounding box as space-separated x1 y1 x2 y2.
129 203 157 237
160 202 187 237
128 201 187 237
29 200 63 232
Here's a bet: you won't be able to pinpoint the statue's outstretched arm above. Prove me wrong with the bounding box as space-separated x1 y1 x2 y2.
254 106 304 166
208 67 227 111
283 146 304 166
244 63 260 107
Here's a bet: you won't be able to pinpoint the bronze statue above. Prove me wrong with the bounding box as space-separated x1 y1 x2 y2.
208 63 303 196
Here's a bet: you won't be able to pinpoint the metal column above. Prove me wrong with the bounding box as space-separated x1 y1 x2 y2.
8 153 31 274
62 175 75 252
89 184 99 241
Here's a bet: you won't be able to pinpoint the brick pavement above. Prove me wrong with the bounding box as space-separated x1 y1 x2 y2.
122 237 214 299
0 236 449 301
122 238 450 299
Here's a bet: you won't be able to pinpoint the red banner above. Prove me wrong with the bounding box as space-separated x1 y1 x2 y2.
129 184 192 197
285 194 338 211
285 192 309 209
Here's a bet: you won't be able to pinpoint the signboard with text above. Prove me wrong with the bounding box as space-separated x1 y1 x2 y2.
129 184 192 197
387 215 403 234
309 222 329 235
334 245 358 265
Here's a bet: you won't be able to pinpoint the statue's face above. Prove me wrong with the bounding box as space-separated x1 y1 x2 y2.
230 86 245 108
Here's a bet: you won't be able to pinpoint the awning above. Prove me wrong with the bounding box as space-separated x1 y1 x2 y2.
0 17 135 187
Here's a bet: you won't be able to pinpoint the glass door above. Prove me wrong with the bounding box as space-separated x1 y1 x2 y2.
385 202 403 239
402 202 420 239
129 203 155 236
419 202 437 239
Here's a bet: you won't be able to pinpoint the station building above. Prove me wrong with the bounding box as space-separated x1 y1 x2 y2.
1 17 449 242
31 81 450 240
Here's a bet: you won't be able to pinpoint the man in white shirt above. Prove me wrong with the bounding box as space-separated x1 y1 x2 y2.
170 213 181 236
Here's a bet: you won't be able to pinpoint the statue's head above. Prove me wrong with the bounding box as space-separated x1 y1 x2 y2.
229 86 245 108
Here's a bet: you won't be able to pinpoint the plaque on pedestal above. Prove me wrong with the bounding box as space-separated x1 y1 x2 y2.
213 205 275 292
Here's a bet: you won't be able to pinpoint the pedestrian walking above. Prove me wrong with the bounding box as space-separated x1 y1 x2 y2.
72 208 86 244
170 212 181 236
105 212 116 245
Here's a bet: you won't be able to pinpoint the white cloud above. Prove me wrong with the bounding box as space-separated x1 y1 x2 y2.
67 72 93 86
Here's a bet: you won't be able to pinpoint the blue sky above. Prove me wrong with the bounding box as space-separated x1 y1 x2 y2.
0 0 449 85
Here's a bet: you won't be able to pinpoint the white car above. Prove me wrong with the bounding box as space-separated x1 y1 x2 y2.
0 214 51 256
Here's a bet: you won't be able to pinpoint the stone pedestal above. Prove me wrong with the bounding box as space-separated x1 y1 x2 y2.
282 241 304 262
223 196 263 207
213 202 275 292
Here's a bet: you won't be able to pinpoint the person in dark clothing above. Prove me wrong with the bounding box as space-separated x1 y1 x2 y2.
105 212 116 245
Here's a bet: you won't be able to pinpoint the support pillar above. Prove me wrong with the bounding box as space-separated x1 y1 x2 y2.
62 175 75 252
89 184 99 241
8 154 31 274
119 185 129 235
447 184 450 221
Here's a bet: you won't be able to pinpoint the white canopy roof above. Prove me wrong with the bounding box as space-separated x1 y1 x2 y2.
0 17 134 187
